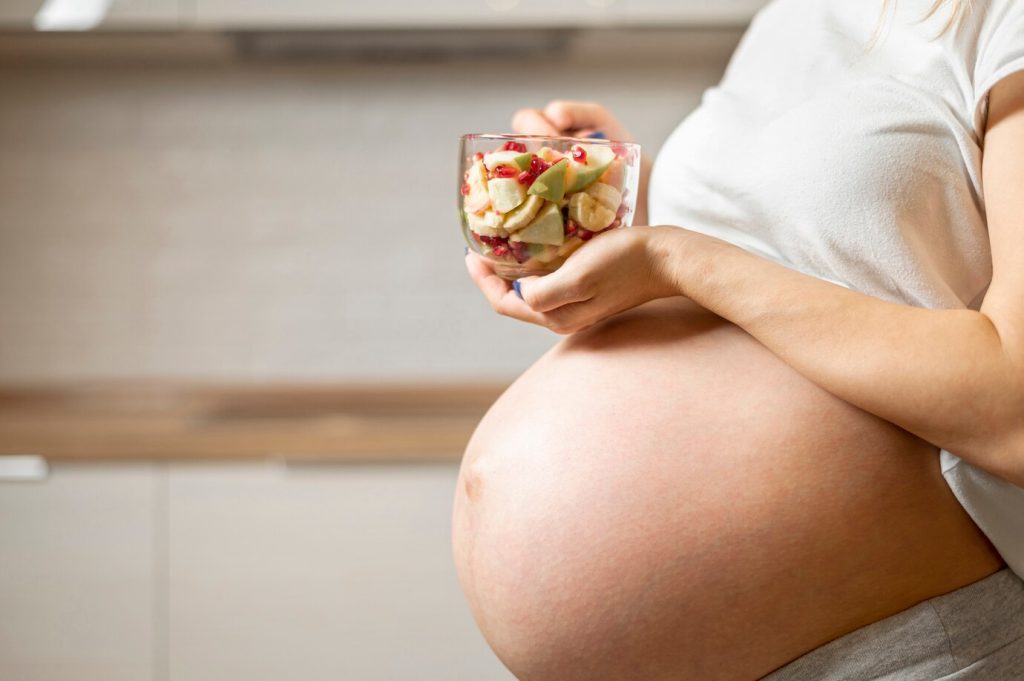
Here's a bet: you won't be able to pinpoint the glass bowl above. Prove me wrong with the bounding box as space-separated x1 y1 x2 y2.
459 133 641 280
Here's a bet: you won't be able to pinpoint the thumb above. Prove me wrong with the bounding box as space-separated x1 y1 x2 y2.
515 271 590 313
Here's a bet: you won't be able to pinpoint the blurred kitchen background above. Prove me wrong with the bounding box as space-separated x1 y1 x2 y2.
0 1 761 679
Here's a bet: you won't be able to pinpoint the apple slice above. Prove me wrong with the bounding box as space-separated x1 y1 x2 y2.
488 178 527 214
464 160 490 213
510 202 564 246
528 159 568 202
484 150 533 172
598 159 626 192
465 210 508 238
502 194 544 233
568 192 616 231
566 144 616 193
537 147 565 164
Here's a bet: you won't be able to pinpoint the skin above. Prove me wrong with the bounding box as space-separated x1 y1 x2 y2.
454 75 1024 679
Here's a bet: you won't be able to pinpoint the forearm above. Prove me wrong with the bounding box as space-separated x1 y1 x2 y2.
655 227 1024 484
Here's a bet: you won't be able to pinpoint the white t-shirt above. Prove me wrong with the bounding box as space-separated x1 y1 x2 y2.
650 0 1024 576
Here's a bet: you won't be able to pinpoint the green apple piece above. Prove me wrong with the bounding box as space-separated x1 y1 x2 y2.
502 194 544 232
510 202 564 246
513 152 533 170
527 243 560 264
465 210 508 238
464 159 490 213
566 144 617 192
528 159 568 202
538 147 564 164
488 177 527 214
585 182 622 211
568 192 616 231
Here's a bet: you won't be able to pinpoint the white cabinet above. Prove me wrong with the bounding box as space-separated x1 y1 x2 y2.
0 0 180 29
104 0 181 26
0 464 158 681
191 0 624 29
166 462 513 681
625 0 770 24
0 0 765 30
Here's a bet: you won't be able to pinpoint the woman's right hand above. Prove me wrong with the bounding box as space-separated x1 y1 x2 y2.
511 100 636 143
511 100 650 225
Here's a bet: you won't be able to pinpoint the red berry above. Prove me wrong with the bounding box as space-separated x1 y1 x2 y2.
571 146 587 163
461 183 471 196
501 141 527 153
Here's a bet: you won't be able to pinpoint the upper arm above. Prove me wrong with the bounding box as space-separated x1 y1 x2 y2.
979 70 1024 359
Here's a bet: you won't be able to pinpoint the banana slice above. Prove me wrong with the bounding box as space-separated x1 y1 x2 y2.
585 182 622 211
568 192 616 231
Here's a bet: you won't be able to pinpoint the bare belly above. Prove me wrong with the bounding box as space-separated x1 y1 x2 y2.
452 298 1004 681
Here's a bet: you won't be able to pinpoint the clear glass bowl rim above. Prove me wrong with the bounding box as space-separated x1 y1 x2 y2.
460 132 640 150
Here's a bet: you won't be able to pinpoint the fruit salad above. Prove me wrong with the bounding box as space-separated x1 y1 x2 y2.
459 136 639 279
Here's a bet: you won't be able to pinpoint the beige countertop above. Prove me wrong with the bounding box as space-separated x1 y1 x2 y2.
0 382 506 462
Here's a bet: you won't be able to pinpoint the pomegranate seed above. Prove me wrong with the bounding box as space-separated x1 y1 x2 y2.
501 141 527 153
611 144 628 158
474 152 484 161
460 183 471 196
492 166 517 179
517 170 537 186
579 229 594 242
492 244 509 257
510 241 530 263
564 220 579 237
529 156 550 175
571 146 587 163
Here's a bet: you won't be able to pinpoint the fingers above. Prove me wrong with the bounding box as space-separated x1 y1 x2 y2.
511 108 561 136
465 253 550 326
543 100 604 131
515 272 592 314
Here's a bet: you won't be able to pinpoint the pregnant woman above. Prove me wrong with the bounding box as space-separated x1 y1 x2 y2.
453 1 1024 679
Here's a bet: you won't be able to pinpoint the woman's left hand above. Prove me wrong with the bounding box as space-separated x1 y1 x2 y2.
465 226 684 335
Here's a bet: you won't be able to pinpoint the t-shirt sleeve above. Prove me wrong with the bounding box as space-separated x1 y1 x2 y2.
973 0 1024 137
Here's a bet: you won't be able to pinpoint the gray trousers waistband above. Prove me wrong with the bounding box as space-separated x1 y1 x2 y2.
761 568 1024 680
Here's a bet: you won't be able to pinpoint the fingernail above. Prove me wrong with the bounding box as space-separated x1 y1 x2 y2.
512 280 523 300
586 131 607 140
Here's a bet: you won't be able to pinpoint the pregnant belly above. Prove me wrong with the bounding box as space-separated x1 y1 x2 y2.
452 299 1003 681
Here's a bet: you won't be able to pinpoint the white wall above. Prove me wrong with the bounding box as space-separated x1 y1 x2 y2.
0 29 738 383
